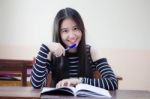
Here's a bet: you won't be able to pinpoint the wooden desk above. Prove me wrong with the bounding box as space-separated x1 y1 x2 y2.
0 87 150 99
110 90 150 99
0 87 41 99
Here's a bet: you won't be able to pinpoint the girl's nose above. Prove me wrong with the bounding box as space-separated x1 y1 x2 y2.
68 32 75 38
68 32 76 41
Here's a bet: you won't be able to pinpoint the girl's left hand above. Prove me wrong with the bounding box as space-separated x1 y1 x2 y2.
56 78 81 88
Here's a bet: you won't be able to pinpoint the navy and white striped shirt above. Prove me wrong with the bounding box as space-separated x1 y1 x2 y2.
30 44 118 90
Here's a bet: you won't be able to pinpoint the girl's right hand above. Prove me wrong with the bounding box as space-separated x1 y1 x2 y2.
46 42 65 57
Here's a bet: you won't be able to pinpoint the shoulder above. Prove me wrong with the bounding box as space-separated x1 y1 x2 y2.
86 44 106 62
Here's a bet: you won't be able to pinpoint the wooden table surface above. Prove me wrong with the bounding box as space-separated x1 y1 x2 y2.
0 86 41 99
0 86 150 99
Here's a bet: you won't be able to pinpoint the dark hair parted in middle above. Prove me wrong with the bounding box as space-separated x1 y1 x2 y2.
51 7 92 85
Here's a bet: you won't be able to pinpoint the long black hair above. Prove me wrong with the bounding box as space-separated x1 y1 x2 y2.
51 7 92 85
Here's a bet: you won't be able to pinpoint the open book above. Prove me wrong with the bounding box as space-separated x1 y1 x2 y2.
41 84 111 98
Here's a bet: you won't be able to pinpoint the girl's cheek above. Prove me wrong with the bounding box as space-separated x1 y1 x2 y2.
61 34 66 40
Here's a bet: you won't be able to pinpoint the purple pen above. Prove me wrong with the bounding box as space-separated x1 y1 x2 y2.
65 44 76 51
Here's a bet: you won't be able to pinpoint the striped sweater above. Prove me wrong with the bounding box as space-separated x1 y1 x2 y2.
30 44 118 90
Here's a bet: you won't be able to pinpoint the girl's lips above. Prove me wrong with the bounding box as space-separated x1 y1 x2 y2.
68 40 77 45
68 38 77 42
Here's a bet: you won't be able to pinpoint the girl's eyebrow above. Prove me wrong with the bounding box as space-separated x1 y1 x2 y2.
61 25 78 30
73 25 78 28
60 28 68 31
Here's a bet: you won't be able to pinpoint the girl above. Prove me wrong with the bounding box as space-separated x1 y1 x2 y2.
30 7 118 90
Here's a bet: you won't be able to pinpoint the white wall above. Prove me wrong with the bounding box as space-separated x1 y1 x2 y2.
0 0 150 90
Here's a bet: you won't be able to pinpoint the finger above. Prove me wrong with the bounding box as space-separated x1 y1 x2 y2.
53 52 59 57
58 49 63 57
55 46 64 57
55 47 63 57
56 82 60 88
60 80 64 87
67 81 71 87
59 45 65 57
60 45 65 56
56 81 62 88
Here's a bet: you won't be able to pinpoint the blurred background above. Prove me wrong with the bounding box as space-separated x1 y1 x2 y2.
0 0 150 90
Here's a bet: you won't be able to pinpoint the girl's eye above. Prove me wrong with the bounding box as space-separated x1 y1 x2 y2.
61 29 68 33
73 27 79 31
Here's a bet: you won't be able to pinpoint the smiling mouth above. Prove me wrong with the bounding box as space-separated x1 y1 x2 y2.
68 39 77 44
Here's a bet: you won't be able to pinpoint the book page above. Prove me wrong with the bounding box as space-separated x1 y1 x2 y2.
75 84 111 98
41 86 77 96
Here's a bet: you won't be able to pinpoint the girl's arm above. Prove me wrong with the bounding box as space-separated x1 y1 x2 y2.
30 44 51 89
80 47 118 90
81 58 118 90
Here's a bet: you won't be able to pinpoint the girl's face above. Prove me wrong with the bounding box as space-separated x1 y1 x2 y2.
60 18 82 49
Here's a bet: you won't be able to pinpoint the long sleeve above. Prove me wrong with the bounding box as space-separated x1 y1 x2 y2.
81 58 118 90
30 44 51 89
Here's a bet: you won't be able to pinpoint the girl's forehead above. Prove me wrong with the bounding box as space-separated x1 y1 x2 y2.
61 18 77 28
62 18 76 24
